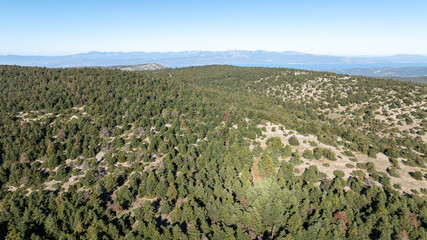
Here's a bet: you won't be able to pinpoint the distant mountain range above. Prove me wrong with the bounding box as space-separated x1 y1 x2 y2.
2 50 427 77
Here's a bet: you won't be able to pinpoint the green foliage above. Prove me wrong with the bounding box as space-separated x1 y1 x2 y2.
302 149 314 160
0 65 425 239
351 170 365 178
288 135 300 146
289 151 303 166
333 170 345 178
258 151 276 178
266 137 284 158
54 164 70 181
412 171 424 180
342 150 355 157
313 147 336 161
282 145 292 158
387 167 400 178
345 163 355 168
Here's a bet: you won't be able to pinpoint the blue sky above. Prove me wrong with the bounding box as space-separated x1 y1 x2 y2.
1 0 426 56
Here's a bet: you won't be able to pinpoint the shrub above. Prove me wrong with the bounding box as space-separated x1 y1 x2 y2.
313 147 337 161
282 145 292 158
351 170 365 178
345 164 355 168
245 130 257 140
333 170 345 178
117 152 126 163
289 152 303 166
288 135 300 146
55 164 70 181
412 171 423 180
386 167 400 178
367 149 377 158
302 150 314 160
366 162 377 174
342 150 355 157
112 137 125 148
388 158 400 169
313 148 323 160
266 137 284 157
323 148 336 161
379 173 391 186
356 163 367 169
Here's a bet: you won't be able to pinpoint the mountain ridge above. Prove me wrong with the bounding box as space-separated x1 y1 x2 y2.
2 50 427 70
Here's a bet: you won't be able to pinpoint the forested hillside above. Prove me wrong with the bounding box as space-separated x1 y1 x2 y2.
0 65 426 239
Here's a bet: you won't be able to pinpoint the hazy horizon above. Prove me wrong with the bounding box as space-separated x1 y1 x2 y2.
2 49 427 58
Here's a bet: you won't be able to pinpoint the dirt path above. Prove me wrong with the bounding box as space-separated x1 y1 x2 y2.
251 157 262 184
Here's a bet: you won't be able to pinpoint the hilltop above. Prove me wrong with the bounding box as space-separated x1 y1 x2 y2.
100 63 170 71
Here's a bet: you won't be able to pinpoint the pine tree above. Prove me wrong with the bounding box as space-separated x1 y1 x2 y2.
187 222 201 240
259 152 275 178
167 182 178 201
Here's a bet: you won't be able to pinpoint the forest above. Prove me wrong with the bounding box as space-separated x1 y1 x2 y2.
0 65 426 239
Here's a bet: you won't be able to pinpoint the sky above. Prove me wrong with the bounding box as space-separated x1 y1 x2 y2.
1 0 427 56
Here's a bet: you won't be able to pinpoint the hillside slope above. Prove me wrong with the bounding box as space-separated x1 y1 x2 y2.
0 65 426 239
331 66 427 78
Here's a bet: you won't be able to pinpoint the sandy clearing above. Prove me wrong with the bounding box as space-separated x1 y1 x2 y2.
254 122 427 194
